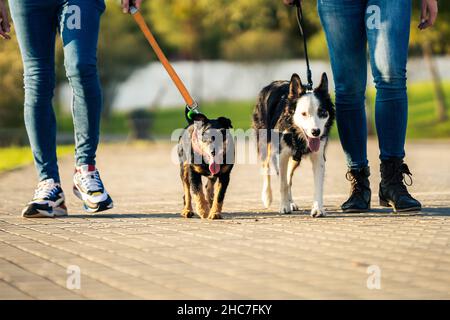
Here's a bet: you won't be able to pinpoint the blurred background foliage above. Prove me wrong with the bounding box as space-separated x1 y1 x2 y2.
0 31 23 129
0 0 449 149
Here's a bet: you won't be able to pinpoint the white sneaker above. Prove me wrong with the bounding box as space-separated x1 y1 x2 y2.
22 179 68 218
73 165 113 213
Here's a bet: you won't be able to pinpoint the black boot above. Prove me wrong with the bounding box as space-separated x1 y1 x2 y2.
341 167 371 212
379 158 421 212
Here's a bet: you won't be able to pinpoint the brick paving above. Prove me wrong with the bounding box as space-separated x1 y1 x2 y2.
0 140 449 299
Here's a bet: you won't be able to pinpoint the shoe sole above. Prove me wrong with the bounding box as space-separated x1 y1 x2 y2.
73 187 114 213
379 199 422 213
22 204 68 218
341 207 371 213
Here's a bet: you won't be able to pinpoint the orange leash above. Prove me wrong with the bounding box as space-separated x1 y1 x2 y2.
130 7 197 109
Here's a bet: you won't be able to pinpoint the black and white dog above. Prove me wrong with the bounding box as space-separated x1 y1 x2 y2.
252 73 335 217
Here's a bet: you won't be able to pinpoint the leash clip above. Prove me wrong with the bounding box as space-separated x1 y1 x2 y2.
187 101 200 120
187 101 199 112
129 6 139 15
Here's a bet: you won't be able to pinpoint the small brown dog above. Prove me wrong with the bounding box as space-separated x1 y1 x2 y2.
177 108 234 219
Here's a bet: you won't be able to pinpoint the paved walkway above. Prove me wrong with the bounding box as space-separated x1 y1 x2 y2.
0 140 449 299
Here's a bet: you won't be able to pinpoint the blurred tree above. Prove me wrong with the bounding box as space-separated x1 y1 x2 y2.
284 0 324 60
54 0 150 119
145 0 320 61
1 0 450 129
220 0 296 60
146 0 220 59
97 1 151 119
222 30 290 61
0 25 24 130
410 1 450 122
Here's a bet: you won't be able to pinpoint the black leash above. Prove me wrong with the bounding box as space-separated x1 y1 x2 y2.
294 0 313 90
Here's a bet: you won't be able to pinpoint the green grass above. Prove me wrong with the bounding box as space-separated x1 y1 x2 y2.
147 81 450 139
405 83 450 139
3 82 448 173
56 112 130 135
56 100 256 137
152 100 255 136
55 81 450 139
0 145 73 173
365 82 450 139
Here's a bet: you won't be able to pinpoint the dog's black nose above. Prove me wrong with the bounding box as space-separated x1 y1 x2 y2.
311 128 321 137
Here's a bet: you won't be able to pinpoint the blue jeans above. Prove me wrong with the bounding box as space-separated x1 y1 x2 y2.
10 0 106 182
318 0 411 169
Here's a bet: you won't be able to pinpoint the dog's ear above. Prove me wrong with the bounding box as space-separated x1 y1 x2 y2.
288 73 304 99
191 113 209 132
315 72 328 94
191 112 208 123
218 117 233 129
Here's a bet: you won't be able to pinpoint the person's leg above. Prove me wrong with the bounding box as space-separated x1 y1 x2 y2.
366 0 410 160
58 0 105 166
9 0 60 182
318 0 372 212
58 0 113 213
10 1 68 218
366 0 421 212
318 0 368 170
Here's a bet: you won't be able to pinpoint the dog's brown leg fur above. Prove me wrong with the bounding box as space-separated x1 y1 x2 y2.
193 192 210 219
208 174 230 220
205 178 216 207
208 184 223 220
190 170 210 218
180 163 194 218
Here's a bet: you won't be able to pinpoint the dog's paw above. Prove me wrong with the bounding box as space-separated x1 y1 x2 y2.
290 202 300 212
197 204 210 219
181 209 194 218
279 202 292 214
198 212 209 219
310 206 326 218
208 212 223 220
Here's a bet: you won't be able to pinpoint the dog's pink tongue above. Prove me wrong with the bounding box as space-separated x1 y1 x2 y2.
209 162 221 175
308 137 321 153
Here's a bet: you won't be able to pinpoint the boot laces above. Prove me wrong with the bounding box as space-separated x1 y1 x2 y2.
80 170 103 192
389 163 413 194
346 171 366 194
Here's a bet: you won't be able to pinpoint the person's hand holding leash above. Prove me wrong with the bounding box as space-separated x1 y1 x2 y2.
0 0 11 40
122 0 143 14
419 0 438 29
